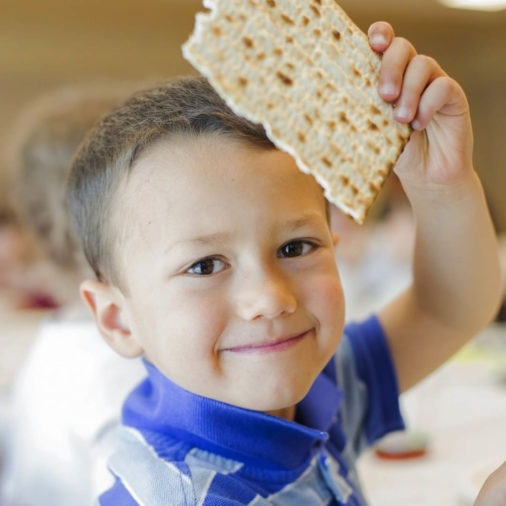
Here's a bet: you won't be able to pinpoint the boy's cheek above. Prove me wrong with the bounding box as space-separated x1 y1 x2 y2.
308 273 344 311
301 272 345 335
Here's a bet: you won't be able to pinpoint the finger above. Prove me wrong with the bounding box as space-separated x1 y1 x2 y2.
411 76 465 130
394 55 446 124
378 37 418 102
368 21 395 53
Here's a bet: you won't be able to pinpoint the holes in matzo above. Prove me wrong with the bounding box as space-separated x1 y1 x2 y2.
257 52 266 60
298 132 306 143
367 141 381 155
274 48 283 57
352 67 361 78
365 78 372 87
281 14 294 25
286 36 294 44
242 37 254 49
328 120 336 131
368 120 379 131
266 0 276 7
339 112 349 124
370 105 381 115
285 62 295 70
238 77 248 87
304 113 313 125
332 30 341 41
212 26 222 36
267 102 275 109
302 16 310 26
321 157 332 168
313 28 322 37
276 71 293 86
310 5 321 17
224 14 233 23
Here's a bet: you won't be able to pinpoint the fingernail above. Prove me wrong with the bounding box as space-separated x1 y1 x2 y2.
370 34 387 46
395 107 411 121
411 119 423 130
379 83 397 97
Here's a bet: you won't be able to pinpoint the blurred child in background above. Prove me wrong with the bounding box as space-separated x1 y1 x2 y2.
0 202 58 310
0 85 146 506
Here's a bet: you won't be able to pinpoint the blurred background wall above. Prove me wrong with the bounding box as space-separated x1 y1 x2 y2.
1 0 505 230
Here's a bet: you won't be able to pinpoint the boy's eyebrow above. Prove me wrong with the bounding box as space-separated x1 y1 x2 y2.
284 213 325 231
164 213 325 255
164 232 232 255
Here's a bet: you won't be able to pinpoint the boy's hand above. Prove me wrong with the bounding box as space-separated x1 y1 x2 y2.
368 22 473 190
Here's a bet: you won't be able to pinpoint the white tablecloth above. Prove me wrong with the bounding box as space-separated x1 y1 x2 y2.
358 323 506 506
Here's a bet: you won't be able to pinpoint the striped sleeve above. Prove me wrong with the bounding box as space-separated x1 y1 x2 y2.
98 478 138 505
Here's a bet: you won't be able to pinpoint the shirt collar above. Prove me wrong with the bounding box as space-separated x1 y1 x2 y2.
123 359 343 470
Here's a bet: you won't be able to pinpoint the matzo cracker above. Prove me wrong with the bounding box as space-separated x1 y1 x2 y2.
183 0 411 223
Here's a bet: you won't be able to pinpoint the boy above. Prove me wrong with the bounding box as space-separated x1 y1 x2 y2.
67 22 501 505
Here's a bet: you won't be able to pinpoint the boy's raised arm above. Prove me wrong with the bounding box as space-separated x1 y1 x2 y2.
369 22 502 392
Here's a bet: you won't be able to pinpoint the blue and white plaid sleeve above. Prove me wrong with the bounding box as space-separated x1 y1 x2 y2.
333 315 405 460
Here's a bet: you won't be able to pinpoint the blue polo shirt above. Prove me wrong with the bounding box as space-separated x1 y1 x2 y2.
98 316 404 505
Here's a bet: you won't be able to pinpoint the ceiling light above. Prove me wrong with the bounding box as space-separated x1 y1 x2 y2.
439 0 506 11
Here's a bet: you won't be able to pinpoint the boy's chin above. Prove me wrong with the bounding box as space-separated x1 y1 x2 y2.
228 382 313 417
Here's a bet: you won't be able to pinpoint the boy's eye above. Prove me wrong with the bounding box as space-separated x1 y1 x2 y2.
186 257 227 276
278 240 317 258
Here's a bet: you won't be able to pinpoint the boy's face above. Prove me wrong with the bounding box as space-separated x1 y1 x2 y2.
109 135 344 416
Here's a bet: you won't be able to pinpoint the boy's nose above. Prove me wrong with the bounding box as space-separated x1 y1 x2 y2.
234 268 297 321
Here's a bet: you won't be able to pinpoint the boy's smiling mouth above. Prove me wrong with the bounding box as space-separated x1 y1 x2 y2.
221 329 313 354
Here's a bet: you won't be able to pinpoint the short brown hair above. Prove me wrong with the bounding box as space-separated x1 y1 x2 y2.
67 76 274 287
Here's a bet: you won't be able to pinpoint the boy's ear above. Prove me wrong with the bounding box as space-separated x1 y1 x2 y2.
80 280 143 359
